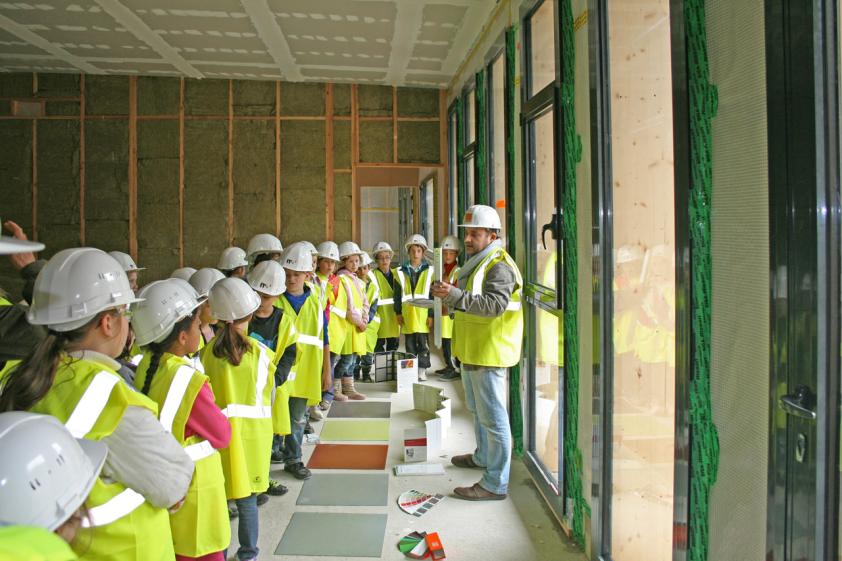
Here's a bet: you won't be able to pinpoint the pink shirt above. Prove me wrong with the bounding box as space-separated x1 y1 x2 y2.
183 382 231 450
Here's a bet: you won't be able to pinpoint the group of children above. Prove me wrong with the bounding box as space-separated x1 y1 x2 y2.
0 222 463 561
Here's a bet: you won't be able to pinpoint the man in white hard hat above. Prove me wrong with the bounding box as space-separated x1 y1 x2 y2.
431 205 523 501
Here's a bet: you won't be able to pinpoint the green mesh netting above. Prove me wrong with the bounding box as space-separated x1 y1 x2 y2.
685 1 719 560
505 26 524 457
475 69 488 205
560 0 589 546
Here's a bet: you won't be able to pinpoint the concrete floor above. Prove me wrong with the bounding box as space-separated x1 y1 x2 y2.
230 355 587 561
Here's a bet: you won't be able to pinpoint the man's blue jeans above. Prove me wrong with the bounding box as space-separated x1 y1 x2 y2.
283 396 308 465
460 365 512 494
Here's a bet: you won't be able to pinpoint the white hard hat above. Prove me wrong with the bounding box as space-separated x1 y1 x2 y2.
170 267 197 282
338 241 363 259
217 247 248 271
209 277 260 322
360 252 373 267
189 267 225 297
248 260 286 297
441 235 461 252
459 204 502 230
283 243 315 273
317 241 340 262
0 232 43 256
108 250 145 272
246 233 283 260
28 248 142 332
299 241 319 255
404 234 428 251
131 279 203 347
371 241 394 258
0 411 106 530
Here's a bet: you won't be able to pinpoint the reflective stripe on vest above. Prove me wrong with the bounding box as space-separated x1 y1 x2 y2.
159 365 194 433
130 354 144 366
81 488 146 528
297 334 323 347
64 372 119 438
331 306 346 318
379 298 394 306
507 301 522 311
397 268 433 300
372 316 381 324
222 404 272 419
184 439 215 462
223 348 272 419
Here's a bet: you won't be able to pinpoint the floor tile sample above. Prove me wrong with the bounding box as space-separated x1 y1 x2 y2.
296 473 389 506
327 400 392 419
320 419 390 441
306 443 389 470
275 512 387 557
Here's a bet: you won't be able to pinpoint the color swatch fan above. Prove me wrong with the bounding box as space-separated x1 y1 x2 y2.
397 489 444 517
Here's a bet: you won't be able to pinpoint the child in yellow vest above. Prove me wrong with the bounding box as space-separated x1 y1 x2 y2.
371 241 402 355
0 248 193 561
201 277 280 561
0 411 108 561
354 252 380 382
131 279 231 561
436 235 462 381
246 260 301 489
333 242 370 400
276 244 327 480
315 241 345 404
396 234 434 380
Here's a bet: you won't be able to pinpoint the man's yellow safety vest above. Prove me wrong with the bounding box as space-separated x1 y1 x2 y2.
453 248 524 367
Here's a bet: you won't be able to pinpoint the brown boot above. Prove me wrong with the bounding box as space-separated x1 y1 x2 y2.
342 377 366 400
333 379 349 402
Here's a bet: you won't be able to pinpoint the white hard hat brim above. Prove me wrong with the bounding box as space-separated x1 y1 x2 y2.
0 236 44 255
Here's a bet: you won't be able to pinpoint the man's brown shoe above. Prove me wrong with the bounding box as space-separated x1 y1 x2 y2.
450 454 484 469
453 483 507 501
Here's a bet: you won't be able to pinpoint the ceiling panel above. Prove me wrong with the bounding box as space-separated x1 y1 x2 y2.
0 0 496 87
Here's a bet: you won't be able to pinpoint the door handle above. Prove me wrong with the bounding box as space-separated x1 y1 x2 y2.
541 211 562 250
779 384 817 420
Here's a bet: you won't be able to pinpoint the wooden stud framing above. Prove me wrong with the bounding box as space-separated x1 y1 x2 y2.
351 84 360 242
30 73 37 242
79 74 86 245
178 78 185 268
355 162 445 168
275 81 281 238
227 80 234 247
325 83 334 240
439 88 447 238
128 76 138 259
392 87 398 164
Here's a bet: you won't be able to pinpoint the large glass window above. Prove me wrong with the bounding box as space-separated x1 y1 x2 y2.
532 109 556 291
608 1 676 559
490 53 507 243
448 108 458 233
528 0 556 98
460 85 478 211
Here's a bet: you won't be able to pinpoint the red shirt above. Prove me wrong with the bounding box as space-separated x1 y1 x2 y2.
183 382 231 450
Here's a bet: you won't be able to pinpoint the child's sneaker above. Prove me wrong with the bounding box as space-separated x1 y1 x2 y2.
267 479 288 496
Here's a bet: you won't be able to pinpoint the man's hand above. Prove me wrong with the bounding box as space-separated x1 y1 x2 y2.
396 314 404 326
431 281 452 299
3 220 37 271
